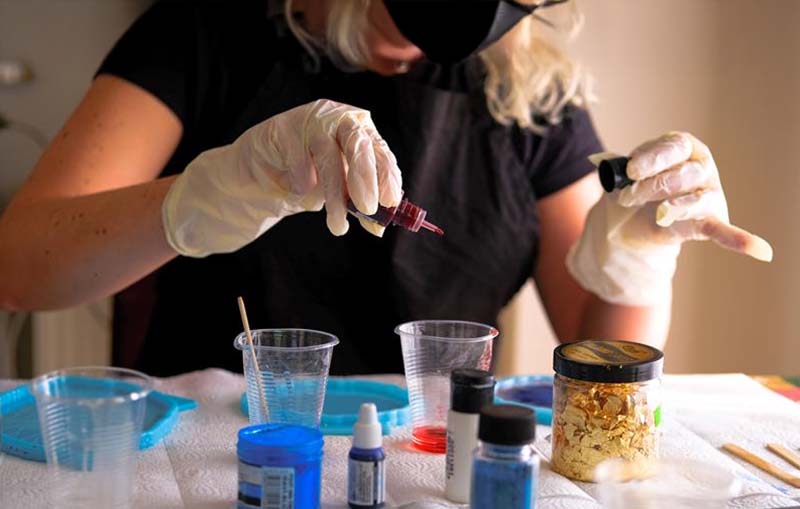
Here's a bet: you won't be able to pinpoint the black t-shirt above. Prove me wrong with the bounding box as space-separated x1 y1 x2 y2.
99 0 603 376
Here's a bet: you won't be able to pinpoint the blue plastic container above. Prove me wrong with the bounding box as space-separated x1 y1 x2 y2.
237 424 324 509
0 382 196 462
494 375 553 426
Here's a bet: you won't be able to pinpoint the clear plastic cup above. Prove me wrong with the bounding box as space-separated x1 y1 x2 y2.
595 457 742 508
31 366 152 509
235 329 339 428
395 320 496 453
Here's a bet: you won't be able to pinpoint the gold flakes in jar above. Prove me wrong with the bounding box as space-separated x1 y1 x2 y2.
550 340 664 483
551 377 658 482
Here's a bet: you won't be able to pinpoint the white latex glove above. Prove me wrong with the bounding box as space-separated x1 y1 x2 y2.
162 99 403 257
567 131 773 306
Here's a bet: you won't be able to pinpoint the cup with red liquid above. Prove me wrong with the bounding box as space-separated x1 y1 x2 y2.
395 320 497 453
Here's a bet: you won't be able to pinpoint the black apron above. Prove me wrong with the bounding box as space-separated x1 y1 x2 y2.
131 21 540 376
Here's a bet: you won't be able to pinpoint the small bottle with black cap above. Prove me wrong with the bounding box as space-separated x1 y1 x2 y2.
469 404 539 509
444 369 495 503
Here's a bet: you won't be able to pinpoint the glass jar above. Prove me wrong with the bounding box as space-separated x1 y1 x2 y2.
550 340 663 482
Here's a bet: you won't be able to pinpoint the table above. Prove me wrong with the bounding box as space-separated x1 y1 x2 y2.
2 370 800 508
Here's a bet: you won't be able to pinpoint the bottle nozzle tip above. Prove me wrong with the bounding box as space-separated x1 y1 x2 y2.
358 403 378 424
422 220 444 236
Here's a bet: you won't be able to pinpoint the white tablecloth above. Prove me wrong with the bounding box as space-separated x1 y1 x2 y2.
1 370 800 508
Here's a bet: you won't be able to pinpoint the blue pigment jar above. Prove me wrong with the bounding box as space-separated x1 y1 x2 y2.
470 405 539 509
237 423 324 509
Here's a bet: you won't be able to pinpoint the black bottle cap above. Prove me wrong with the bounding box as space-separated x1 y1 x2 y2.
478 404 536 446
598 156 634 192
450 369 495 414
553 340 664 383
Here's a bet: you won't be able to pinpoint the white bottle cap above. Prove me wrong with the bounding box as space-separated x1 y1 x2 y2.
352 403 382 449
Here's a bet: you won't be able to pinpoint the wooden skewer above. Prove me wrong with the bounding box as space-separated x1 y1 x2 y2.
237 296 269 422
767 443 800 470
722 443 800 488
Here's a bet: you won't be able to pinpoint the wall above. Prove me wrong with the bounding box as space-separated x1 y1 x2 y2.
498 0 800 375
666 0 800 374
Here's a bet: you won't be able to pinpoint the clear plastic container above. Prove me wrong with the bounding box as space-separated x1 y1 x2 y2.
31 366 153 509
551 340 663 482
235 329 338 428
395 320 496 453
595 457 741 508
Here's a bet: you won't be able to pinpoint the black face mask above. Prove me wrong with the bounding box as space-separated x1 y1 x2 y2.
384 0 569 64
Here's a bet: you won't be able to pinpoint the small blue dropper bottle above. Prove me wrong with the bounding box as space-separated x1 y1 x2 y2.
348 403 386 508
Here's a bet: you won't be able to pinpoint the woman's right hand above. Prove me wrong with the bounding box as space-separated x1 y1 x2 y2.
163 99 404 257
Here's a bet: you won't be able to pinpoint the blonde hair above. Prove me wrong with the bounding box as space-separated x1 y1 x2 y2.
285 0 593 132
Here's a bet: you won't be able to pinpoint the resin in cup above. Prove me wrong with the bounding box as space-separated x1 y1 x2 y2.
396 320 496 454
412 424 448 453
235 329 339 428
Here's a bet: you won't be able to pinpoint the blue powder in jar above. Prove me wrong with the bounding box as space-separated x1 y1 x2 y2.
472 452 537 508
470 405 539 509
237 423 323 509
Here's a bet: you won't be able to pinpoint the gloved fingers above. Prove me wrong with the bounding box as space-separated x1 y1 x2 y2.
337 112 380 215
672 216 773 262
618 160 710 207
371 133 403 208
358 216 386 237
682 131 714 163
316 151 350 236
297 193 325 212
626 132 696 181
655 189 728 227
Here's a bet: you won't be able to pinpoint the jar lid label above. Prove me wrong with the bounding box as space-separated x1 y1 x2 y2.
560 341 659 365
554 340 664 383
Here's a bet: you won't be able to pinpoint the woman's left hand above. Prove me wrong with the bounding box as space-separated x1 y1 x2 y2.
567 131 773 306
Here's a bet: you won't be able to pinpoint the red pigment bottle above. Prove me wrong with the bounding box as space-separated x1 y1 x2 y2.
347 198 444 236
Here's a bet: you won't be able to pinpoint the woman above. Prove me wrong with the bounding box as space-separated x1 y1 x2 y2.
0 0 771 376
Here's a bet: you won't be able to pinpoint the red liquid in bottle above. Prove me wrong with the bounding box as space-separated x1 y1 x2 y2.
411 425 448 453
346 199 444 236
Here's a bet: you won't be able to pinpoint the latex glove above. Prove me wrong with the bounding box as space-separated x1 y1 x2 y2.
162 99 403 257
567 131 773 306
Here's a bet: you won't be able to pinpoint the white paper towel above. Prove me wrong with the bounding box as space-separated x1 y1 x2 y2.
1 371 799 508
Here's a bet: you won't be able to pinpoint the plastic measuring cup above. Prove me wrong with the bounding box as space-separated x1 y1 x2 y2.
235 329 339 428
595 457 742 508
31 366 153 509
395 320 496 453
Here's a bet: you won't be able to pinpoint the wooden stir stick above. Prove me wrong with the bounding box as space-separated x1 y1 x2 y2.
722 443 800 488
767 443 800 470
237 296 269 422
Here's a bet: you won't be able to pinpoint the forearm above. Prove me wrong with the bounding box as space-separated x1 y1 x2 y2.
576 289 672 349
0 176 178 310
